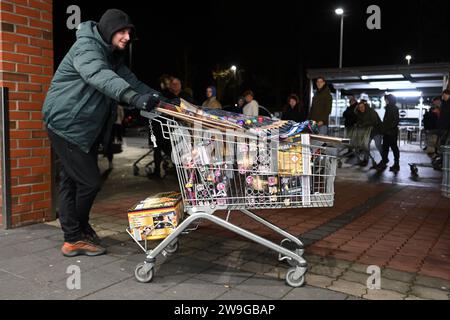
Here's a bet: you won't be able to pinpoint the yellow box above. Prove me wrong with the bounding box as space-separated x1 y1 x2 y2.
278 146 303 175
128 192 184 241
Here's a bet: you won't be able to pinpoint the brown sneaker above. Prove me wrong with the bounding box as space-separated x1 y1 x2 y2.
61 240 107 257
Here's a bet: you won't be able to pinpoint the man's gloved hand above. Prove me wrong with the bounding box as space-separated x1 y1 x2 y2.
130 93 161 111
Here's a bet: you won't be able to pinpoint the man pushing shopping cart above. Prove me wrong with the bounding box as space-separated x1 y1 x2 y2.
43 9 179 257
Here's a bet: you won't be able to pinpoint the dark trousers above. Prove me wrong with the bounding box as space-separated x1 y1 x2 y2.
381 134 400 165
48 129 101 242
152 121 172 174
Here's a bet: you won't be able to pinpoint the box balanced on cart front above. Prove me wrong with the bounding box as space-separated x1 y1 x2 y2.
128 192 184 241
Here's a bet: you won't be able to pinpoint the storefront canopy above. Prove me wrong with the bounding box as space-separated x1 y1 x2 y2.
307 63 450 97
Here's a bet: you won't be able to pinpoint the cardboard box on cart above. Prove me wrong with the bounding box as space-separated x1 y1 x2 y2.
128 192 184 241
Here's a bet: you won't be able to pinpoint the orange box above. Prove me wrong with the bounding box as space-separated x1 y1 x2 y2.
128 192 184 241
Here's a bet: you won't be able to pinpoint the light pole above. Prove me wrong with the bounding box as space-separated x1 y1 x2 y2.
335 8 344 69
334 8 344 128
231 65 237 101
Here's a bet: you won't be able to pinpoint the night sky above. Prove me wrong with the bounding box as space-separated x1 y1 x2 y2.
53 0 450 110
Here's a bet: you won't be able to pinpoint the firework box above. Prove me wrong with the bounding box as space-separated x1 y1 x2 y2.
127 191 184 241
278 146 303 175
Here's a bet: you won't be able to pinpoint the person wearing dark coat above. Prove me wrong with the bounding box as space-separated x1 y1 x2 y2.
355 101 383 166
308 77 332 135
282 94 307 123
422 97 441 153
437 89 450 145
343 96 358 129
42 9 178 257
377 94 400 172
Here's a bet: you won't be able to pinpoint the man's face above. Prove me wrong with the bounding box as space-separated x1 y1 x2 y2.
245 95 253 103
443 93 450 102
316 78 325 90
111 28 131 50
170 79 182 95
206 88 213 98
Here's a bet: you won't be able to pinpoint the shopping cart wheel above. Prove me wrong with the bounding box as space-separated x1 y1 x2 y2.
286 267 306 287
133 165 139 176
280 239 304 266
164 240 179 254
134 262 154 283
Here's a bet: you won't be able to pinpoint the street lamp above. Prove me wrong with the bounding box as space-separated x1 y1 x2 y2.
231 65 237 73
405 55 412 65
335 8 344 69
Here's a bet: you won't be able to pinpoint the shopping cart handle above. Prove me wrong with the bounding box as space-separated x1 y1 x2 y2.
140 110 160 120
310 134 350 145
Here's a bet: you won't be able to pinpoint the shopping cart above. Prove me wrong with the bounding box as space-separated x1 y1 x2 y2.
409 130 449 176
326 126 372 168
442 145 450 198
127 110 338 287
343 126 374 166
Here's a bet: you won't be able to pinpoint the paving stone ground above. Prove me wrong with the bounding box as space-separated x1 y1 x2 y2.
1 142 449 300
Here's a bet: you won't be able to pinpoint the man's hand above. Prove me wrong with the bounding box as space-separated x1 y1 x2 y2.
130 93 160 111
318 121 324 126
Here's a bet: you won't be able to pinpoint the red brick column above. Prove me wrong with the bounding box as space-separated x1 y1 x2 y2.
0 0 53 227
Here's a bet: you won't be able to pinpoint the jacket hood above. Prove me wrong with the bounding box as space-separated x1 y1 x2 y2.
76 21 110 49
97 9 135 44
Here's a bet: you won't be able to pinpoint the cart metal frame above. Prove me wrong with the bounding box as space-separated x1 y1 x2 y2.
128 111 338 287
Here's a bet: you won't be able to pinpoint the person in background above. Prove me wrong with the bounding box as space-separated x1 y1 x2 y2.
343 96 358 129
377 94 400 172
202 86 222 109
437 89 450 145
282 94 306 123
236 96 245 114
104 104 125 170
242 90 259 116
308 77 332 135
423 97 441 154
159 74 173 97
167 77 195 104
355 101 383 167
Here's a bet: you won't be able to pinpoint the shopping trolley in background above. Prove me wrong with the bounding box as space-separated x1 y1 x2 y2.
442 145 450 198
342 126 374 166
128 111 338 287
324 126 372 168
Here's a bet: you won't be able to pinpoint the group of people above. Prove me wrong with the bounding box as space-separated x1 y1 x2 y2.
281 77 333 135
422 90 450 154
343 94 401 172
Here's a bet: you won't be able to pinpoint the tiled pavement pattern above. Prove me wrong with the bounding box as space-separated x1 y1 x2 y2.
1 145 449 300
0 219 449 300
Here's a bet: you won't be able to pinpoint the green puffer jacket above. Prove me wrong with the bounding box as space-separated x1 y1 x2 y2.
43 21 157 153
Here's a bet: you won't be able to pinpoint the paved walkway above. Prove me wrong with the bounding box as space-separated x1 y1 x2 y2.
0 139 449 300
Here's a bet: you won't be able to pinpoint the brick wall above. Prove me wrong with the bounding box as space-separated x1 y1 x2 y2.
0 0 53 227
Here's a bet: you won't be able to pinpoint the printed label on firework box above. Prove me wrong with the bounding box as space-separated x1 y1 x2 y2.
278 146 303 175
128 192 184 241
